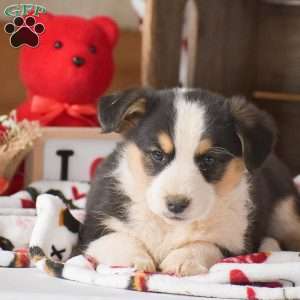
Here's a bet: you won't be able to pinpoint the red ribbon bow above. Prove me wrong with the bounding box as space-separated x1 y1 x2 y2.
31 95 97 126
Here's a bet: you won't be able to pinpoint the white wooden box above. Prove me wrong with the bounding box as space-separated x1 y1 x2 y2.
25 127 121 184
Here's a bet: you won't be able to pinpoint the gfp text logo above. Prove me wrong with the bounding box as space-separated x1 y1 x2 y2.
4 4 46 17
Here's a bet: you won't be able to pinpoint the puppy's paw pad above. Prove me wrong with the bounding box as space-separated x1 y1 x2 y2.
160 252 208 276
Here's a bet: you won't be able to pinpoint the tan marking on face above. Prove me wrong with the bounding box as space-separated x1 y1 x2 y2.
195 139 212 156
126 143 149 184
115 142 151 203
158 132 174 154
215 158 245 197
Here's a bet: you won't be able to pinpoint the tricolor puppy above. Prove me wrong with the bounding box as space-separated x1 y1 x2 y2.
79 88 300 276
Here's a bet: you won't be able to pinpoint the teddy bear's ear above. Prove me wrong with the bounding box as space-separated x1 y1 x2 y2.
91 16 119 48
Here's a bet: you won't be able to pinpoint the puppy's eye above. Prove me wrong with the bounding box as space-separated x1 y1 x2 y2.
54 40 63 49
150 150 165 162
89 45 97 53
199 154 216 171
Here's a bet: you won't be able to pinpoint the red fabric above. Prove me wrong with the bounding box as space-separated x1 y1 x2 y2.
21 198 35 208
132 272 149 292
0 124 7 139
246 287 258 300
89 157 103 179
4 165 24 195
16 12 118 127
0 177 9 195
30 95 97 126
15 249 31 267
230 269 251 285
85 255 98 270
71 186 86 200
221 252 269 264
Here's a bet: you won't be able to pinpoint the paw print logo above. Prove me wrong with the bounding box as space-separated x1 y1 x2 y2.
4 16 45 48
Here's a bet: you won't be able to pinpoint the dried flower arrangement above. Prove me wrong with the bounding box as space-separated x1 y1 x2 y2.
0 114 41 194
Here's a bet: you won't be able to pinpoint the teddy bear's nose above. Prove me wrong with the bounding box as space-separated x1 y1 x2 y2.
72 56 85 67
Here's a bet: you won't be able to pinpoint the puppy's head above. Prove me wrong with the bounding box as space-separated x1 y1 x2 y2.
99 88 276 222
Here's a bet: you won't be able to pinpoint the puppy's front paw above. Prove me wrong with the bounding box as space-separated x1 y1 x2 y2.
86 233 156 272
95 250 155 272
133 254 156 272
160 248 208 276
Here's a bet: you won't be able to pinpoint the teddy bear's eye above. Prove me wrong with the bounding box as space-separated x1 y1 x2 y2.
89 45 97 54
54 40 63 49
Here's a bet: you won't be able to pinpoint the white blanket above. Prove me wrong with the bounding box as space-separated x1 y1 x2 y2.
1 180 300 300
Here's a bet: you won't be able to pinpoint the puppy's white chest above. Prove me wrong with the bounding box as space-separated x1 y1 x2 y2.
129 195 250 262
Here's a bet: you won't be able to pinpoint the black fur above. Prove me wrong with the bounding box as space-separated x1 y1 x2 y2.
246 154 299 251
79 149 130 250
0 236 14 251
61 209 80 234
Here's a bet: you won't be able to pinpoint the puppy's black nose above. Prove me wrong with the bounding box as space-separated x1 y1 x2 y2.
73 56 85 67
166 195 190 214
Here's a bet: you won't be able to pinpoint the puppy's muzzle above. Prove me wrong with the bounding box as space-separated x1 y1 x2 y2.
166 195 190 214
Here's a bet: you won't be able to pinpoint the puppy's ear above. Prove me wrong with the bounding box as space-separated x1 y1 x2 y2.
228 97 277 171
98 88 154 134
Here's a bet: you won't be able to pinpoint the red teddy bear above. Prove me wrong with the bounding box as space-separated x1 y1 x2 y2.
16 13 118 127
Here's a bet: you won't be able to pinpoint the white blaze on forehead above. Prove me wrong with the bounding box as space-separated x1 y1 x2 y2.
146 94 214 221
174 96 206 158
